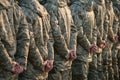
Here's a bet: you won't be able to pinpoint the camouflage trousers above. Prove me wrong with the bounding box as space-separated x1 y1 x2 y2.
72 59 89 80
102 41 114 80
0 71 18 80
48 69 72 80
0 76 18 80
97 53 104 80
112 45 119 80
118 50 120 79
88 54 99 80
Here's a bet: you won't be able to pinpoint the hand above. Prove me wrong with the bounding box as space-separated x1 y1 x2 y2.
114 35 119 43
99 40 106 48
43 60 53 72
69 50 76 61
89 44 97 54
12 62 24 74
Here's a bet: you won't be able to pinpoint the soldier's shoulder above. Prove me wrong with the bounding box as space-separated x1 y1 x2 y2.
44 3 57 12
70 2 84 16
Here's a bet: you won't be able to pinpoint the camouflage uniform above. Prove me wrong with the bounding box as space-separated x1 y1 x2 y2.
102 1 117 80
44 0 77 80
118 50 120 79
111 0 120 80
70 0 97 80
93 0 106 80
118 23 120 80
16 0 54 80
0 0 29 80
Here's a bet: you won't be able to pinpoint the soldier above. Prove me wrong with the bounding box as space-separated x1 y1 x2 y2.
102 0 118 80
70 0 97 80
0 0 29 80
16 0 54 80
111 0 120 80
44 0 77 80
93 0 106 79
118 25 120 80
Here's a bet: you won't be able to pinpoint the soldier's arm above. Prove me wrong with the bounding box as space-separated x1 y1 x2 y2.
73 15 91 51
118 27 120 41
113 15 119 35
103 13 109 41
69 19 77 51
93 7 103 46
107 16 115 42
47 15 54 60
15 12 30 70
0 13 15 71
0 38 15 71
28 32 46 70
92 20 98 45
44 4 70 59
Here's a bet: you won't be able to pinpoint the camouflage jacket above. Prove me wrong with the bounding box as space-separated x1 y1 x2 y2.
93 0 106 47
44 0 77 71
112 1 120 48
104 2 118 42
18 0 54 79
70 0 97 62
0 0 29 79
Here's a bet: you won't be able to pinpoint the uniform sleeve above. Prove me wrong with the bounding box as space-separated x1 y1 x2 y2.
69 19 77 51
47 17 54 60
103 13 109 41
97 28 103 46
43 13 54 60
47 28 54 60
0 39 14 71
71 10 91 52
94 7 103 46
0 12 14 71
113 15 119 35
45 4 70 59
28 31 46 70
91 21 98 45
52 11 70 59
107 14 115 42
118 27 120 41
15 12 30 70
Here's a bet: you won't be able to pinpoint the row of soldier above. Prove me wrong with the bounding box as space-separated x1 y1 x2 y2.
0 0 120 80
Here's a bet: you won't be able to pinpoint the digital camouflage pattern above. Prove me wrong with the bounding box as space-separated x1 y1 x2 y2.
17 0 54 80
44 0 77 80
102 0 118 80
70 0 97 80
112 0 120 80
93 0 106 80
0 0 29 80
